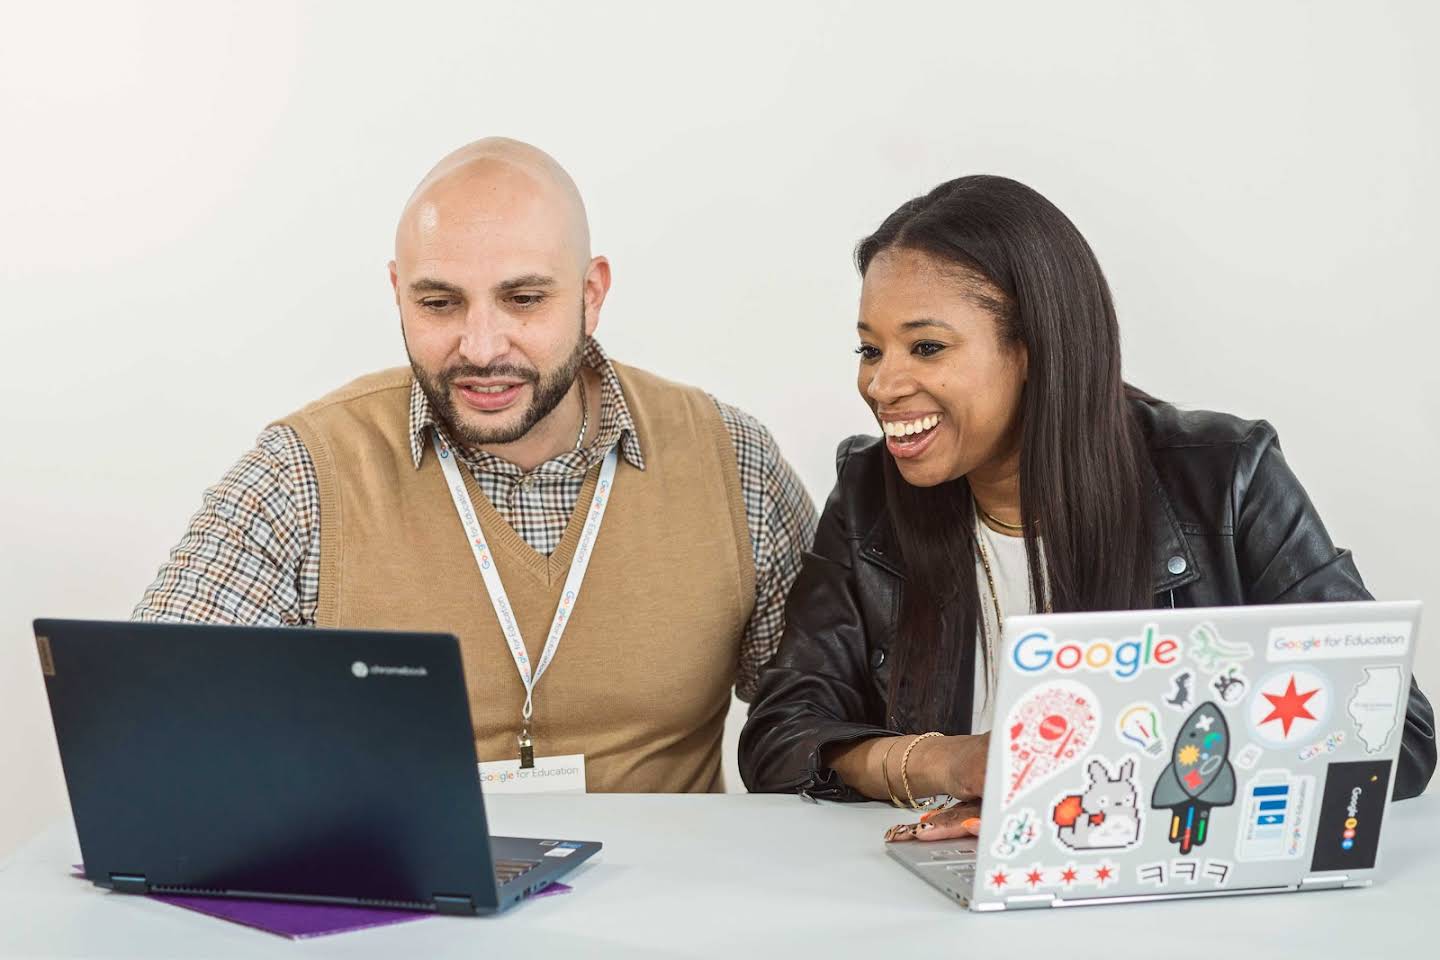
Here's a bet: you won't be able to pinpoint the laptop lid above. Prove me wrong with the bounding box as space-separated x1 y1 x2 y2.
34 619 504 912
969 600 1421 910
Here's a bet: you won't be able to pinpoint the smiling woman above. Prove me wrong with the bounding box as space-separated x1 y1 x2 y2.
738 175 1437 842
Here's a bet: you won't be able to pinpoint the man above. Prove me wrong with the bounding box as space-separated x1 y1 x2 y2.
135 138 818 792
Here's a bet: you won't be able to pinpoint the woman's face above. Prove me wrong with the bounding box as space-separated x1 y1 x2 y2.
856 248 1028 488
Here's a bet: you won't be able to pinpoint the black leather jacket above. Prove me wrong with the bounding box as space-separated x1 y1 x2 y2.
740 400 1436 800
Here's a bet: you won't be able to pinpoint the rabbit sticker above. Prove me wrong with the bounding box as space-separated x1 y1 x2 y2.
1051 756 1144 852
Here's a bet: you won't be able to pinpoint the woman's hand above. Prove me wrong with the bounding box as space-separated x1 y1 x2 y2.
912 731 989 800
884 800 982 842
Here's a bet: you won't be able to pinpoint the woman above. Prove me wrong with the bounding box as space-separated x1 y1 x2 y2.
738 175 1436 842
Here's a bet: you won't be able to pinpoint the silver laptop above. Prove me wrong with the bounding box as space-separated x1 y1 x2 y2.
888 600 1421 910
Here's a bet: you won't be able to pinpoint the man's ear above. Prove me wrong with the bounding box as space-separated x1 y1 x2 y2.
388 260 401 305
582 256 611 337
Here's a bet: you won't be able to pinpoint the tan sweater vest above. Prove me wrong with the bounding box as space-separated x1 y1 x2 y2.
278 364 755 792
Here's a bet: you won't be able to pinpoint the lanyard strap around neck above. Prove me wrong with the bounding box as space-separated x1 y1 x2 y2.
432 433 619 721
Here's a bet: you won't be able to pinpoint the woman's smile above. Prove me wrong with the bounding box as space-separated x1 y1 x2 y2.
880 412 944 459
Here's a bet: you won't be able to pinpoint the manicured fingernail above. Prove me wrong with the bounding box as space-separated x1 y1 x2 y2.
919 810 936 823
962 818 981 831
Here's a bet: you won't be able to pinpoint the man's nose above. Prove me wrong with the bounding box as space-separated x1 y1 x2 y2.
456 306 516 369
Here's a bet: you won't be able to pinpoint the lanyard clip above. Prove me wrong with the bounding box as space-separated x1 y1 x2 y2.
518 727 535 770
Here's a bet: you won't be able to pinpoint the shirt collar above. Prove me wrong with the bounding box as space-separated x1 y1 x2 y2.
408 337 645 473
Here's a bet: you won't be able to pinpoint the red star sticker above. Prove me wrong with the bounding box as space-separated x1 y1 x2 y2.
1184 768 1204 790
1025 869 1044 887
1260 676 1319 737
1060 867 1078 884
990 870 1009 889
1094 865 1113 883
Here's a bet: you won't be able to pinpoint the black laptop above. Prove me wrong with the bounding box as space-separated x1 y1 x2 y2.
33 619 600 915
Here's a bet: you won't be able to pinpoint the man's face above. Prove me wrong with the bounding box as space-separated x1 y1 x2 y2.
391 164 604 448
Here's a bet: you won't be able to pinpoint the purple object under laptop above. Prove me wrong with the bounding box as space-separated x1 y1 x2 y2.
72 867 570 939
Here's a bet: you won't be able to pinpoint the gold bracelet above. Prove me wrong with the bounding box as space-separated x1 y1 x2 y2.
901 731 944 810
881 736 909 808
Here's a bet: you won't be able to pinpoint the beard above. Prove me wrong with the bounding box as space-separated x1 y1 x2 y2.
411 321 587 449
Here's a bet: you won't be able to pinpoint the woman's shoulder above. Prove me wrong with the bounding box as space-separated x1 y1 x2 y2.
1129 396 1277 452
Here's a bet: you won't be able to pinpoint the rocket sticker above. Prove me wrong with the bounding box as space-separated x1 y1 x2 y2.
1150 701 1236 855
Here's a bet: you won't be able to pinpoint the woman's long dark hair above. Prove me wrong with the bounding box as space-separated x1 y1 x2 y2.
857 175 1155 732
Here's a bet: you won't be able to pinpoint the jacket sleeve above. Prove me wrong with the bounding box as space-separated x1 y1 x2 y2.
738 438 898 800
1235 422 1436 799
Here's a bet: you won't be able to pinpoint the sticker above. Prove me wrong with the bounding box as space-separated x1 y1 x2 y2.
1347 665 1405 754
1267 622 1411 662
1188 622 1254 674
1009 624 1180 681
1203 859 1232 885
990 808 1041 859
1050 756 1144 853
1210 664 1248 706
984 860 1118 893
1234 743 1263 770
1151 702 1236 855
1117 703 1166 757
544 847 576 857
1163 669 1196 712
1235 769 1315 862
1135 859 1231 888
1137 862 1166 886
1298 731 1346 762
538 840 559 846
1248 669 1330 748
1004 681 1100 804
1310 760 1391 872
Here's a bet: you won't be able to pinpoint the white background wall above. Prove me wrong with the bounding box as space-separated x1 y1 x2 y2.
2 1 1437 858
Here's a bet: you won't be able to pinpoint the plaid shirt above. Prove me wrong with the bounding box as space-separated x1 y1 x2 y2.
133 339 818 701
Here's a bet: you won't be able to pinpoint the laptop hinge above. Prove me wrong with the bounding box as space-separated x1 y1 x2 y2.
432 893 476 915
1301 874 1348 891
109 873 149 894
1004 893 1056 910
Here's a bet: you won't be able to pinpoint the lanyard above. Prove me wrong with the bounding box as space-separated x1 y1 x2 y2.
432 434 619 759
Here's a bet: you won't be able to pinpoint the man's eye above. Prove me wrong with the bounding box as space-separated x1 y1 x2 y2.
914 341 946 358
420 298 458 311
510 293 545 307
855 344 881 361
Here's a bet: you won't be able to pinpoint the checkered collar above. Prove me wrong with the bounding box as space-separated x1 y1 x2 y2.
408 337 645 474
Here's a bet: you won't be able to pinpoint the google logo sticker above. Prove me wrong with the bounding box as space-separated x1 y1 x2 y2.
1010 625 1180 681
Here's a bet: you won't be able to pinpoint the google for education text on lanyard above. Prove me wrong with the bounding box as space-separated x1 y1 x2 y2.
433 433 618 794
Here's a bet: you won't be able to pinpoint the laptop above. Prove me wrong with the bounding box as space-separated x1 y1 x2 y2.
32 619 600 915
888 600 1421 910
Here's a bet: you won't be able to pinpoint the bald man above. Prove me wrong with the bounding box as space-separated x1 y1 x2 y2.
135 139 818 793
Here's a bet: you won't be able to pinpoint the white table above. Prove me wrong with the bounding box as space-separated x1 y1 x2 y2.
0 793 1431 958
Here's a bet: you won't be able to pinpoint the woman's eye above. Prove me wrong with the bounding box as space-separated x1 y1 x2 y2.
854 344 881 362
914 341 946 358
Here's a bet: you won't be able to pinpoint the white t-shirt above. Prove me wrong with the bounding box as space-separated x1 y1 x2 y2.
971 519 1039 734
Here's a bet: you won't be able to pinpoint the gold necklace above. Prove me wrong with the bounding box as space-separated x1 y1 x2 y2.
974 515 1053 712
573 374 589 451
978 505 1025 532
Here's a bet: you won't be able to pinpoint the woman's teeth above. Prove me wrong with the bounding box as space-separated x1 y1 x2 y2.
883 415 940 438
